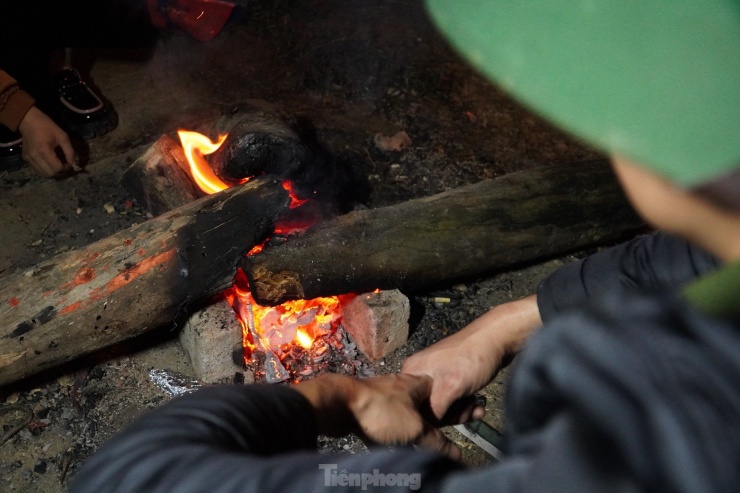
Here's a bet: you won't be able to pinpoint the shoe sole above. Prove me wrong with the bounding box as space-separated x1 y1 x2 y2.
0 135 24 171
0 153 24 172
64 109 119 140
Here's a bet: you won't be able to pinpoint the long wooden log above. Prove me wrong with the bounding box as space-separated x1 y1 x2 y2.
241 161 644 305
0 177 289 386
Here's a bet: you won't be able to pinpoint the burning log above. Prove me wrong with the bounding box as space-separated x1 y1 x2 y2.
0 177 290 387
121 134 203 216
241 160 644 305
208 111 313 186
123 112 363 216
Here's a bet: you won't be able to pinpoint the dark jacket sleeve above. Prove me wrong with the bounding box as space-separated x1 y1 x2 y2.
67 384 466 493
537 233 720 322
505 290 740 493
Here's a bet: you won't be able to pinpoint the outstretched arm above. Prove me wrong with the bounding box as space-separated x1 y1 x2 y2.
68 375 463 493
403 294 541 419
404 232 719 420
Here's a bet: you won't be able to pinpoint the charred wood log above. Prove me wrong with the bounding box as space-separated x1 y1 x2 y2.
124 111 367 219
241 161 644 305
120 135 203 216
207 111 369 213
0 177 289 386
209 111 313 186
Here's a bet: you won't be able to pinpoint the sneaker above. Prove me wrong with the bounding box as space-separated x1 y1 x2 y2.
0 125 23 172
53 68 118 140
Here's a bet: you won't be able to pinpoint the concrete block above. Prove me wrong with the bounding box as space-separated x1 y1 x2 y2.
179 298 253 384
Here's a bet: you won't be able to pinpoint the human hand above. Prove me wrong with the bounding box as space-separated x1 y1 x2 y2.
18 106 75 177
402 295 542 420
295 373 461 460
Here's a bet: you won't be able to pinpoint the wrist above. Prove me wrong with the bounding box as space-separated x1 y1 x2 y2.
17 105 40 134
295 374 355 436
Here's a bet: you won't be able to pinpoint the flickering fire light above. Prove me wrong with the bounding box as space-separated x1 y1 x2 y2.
178 129 345 371
295 329 314 349
177 130 231 194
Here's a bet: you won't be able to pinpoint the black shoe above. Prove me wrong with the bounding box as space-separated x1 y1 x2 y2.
0 125 23 172
53 68 118 140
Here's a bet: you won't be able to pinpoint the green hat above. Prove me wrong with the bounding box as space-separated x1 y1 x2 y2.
426 0 740 187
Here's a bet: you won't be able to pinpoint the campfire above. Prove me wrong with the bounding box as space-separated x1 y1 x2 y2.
177 129 357 383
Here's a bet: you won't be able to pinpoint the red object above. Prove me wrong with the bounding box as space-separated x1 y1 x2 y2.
147 0 238 42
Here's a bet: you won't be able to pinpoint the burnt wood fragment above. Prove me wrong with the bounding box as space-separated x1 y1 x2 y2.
207 111 368 213
209 112 312 185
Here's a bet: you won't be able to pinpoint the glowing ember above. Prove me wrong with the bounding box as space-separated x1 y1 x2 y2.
177 130 231 194
282 180 310 209
225 271 342 363
245 243 265 257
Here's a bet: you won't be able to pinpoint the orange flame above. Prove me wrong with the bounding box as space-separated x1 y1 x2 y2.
177 130 230 195
295 329 313 349
225 271 341 362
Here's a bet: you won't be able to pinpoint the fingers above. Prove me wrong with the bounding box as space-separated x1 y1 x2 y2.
401 355 459 419
24 144 71 178
351 375 428 444
17 106 76 178
399 373 433 408
428 381 459 421
452 403 485 425
438 395 486 426
40 147 68 176
23 148 58 178
416 424 461 461
320 373 481 462
57 133 76 168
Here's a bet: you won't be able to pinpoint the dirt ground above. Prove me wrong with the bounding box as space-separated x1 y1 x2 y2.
0 1 611 491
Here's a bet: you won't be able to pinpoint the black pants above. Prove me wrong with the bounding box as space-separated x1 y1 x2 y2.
0 0 158 108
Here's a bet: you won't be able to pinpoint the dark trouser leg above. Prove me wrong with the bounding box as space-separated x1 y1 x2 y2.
0 1 158 104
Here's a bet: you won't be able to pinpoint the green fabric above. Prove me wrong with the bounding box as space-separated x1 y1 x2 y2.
425 0 740 186
684 261 740 320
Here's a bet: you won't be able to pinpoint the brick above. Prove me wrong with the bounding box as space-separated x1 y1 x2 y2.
341 289 410 362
